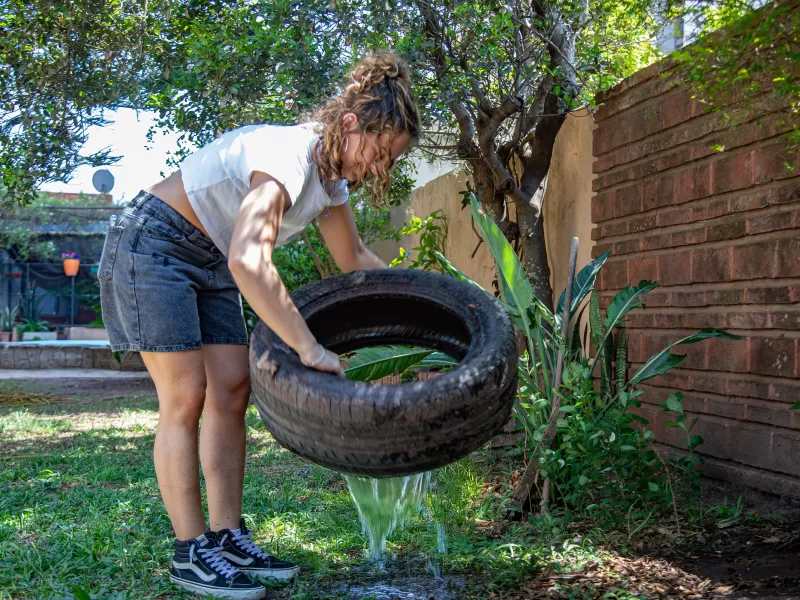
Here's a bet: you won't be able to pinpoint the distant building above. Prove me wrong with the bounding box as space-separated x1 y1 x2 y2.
40 191 112 204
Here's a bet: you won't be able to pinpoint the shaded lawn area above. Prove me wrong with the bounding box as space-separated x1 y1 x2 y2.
1 388 798 599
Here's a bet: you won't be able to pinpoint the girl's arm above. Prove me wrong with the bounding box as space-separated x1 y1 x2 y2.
317 202 388 272
228 171 344 376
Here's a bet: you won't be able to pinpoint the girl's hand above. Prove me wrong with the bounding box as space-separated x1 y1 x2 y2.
300 344 346 377
315 347 346 377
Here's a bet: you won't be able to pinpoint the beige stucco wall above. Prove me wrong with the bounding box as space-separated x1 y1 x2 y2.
542 109 597 298
374 110 596 302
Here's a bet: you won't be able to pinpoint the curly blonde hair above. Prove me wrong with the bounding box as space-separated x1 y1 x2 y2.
308 51 420 202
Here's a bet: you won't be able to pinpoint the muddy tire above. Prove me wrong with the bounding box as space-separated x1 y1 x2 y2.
249 269 518 477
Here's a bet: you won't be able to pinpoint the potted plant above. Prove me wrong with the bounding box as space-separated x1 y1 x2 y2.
0 306 19 342
18 318 56 341
62 251 81 276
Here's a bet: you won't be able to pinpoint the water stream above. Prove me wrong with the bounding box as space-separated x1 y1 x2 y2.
343 472 458 598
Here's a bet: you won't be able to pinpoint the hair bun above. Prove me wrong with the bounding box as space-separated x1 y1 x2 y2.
346 51 410 96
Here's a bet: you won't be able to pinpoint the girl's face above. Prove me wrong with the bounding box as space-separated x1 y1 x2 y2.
340 113 413 185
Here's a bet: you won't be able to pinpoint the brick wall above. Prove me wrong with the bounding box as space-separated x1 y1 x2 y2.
591 61 800 498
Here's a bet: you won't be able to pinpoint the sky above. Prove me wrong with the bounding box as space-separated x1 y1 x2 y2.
40 108 188 205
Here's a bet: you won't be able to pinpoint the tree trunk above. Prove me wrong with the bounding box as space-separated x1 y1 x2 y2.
517 196 553 312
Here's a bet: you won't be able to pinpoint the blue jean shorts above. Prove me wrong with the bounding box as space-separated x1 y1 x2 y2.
98 191 248 352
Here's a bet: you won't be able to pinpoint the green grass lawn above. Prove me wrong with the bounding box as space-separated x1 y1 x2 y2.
0 393 615 600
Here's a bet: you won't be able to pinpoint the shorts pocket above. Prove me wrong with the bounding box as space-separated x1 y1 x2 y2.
98 226 124 283
140 217 186 242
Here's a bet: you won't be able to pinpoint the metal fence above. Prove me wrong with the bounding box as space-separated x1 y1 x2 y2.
1 261 101 328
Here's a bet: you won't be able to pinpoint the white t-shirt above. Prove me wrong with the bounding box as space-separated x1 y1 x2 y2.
179 123 349 256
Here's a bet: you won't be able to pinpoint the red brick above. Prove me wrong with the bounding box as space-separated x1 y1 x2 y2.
658 250 693 285
592 190 616 223
730 188 772 212
615 183 643 217
709 336 748 372
769 180 800 205
754 143 799 185
658 208 694 227
671 291 706 306
603 260 628 290
646 292 672 307
659 92 695 129
630 159 659 181
627 312 655 328
654 313 683 328
732 240 777 280
707 289 744 305
682 338 709 369
628 256 658 282
747 212 794 234
776 236 800 277
692 198 730 221
603 168 631 188
712 151 754 194
627 332 644 363
771 311 800 329
745 286 791 304
658 147 691 171
728 425 774 470
629 105 662 141
791 284 800 303
614 239 642 255
727 311 770 329
591 227 602 241
643 174 675 211
629 214 656 233
671 227 706 247
602 221 628 237
771 380 800 402
750 336 794 377
692 248 731 283
592 177 603 192
771 431 800 477
675 163 712 204
705 397 748 420
646 233 673 250
729 378 772 400
682 312 726 329
691 374 728 395
706 219 747 242
593 242 614 259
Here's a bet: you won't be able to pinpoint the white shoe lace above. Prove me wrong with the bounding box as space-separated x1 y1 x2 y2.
191 537 241 579
232 530 272 561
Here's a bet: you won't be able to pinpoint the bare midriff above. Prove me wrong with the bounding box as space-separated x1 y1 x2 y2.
147 171 210 237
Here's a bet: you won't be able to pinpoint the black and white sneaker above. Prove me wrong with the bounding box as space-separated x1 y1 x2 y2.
170 532 267 599
218 519 300 580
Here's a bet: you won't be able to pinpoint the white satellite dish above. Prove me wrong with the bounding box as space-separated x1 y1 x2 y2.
92 169 115 194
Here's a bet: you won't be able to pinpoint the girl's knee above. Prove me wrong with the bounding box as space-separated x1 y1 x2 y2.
159 383 207 427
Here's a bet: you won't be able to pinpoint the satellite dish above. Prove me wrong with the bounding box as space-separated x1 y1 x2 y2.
92 169 115 194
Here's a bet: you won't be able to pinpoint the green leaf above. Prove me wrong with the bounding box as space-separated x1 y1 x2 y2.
71 586 91 600
578 475 589 486
648 482 659 492
629 329 743 386
791 402 800 411
604 280 659 332
615 328 628 391
344 346 433 382
659 392 684 413
555 252 609 326
469 194 533 321
689 434 704 452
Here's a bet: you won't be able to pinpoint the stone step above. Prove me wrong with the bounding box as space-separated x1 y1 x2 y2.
0 342 145 371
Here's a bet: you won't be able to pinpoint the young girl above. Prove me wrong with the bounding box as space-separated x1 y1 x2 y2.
98 52 420 599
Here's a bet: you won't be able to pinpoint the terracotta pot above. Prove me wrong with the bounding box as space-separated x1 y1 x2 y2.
0 331 10 343
63 258 80 276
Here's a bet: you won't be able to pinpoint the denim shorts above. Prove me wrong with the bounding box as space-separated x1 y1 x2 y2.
98 190 248 352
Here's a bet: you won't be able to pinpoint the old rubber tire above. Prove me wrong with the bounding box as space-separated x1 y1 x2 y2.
249 269 518 478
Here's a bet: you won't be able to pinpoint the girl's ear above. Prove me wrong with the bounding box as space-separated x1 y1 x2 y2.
342 112 359 132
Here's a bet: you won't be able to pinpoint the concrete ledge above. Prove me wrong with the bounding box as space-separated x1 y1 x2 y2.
0 342 145 371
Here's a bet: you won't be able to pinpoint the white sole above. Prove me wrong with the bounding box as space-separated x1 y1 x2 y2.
169 575 267 599
241 566 300 580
